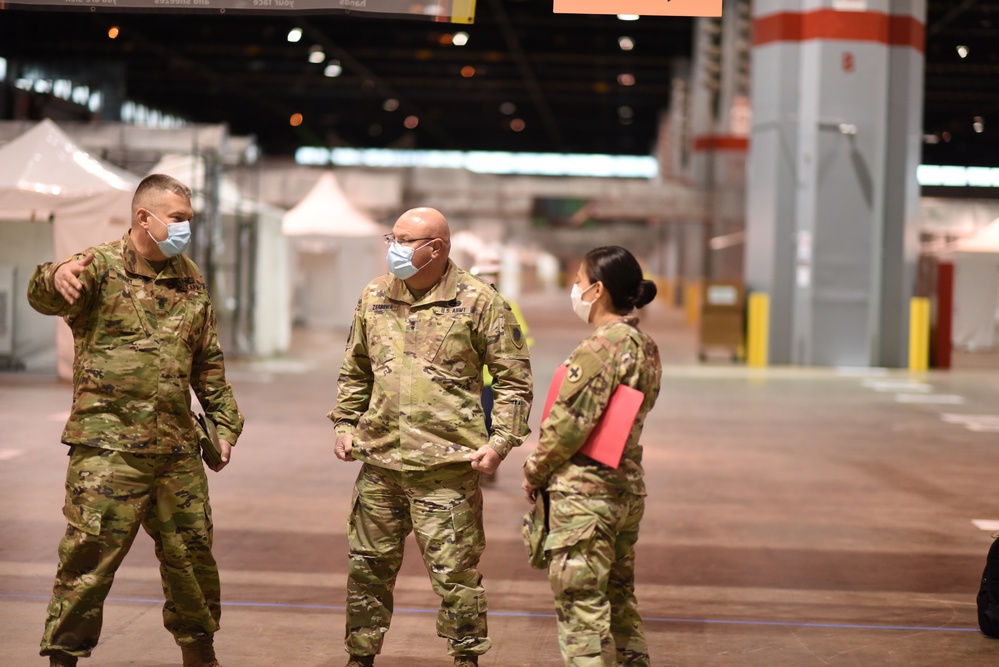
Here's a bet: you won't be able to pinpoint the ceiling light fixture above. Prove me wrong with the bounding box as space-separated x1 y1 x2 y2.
287 28 303 43
957 45 969 59
308 46 325 64
616 14 640 21
618 36 634 51
453 32 469 46
324 60 343 78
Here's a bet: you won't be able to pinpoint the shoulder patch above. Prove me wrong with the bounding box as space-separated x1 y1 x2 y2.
566 363 583 383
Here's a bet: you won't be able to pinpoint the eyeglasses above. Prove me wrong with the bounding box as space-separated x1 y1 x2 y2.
383 234 436 246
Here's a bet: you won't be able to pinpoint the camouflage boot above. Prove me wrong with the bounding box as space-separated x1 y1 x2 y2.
345 656 375 667
181 639 221 667
48 653 78 667
454 656 478 667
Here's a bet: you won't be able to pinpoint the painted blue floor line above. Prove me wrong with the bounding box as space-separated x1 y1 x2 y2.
1 593 979 633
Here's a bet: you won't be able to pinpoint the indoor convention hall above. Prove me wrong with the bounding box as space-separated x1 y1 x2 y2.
3 1 999 666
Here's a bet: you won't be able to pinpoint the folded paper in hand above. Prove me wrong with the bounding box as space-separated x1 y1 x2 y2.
194 412 222 468
541 365 644 469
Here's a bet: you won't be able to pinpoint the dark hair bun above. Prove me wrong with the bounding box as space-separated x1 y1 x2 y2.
634 280 657 309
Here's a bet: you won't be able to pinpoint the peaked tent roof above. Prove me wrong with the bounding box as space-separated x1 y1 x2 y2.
0 119 136 204
282 171 386 237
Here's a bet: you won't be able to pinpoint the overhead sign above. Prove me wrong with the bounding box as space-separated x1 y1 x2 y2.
0 0 476 23
553 0 721 17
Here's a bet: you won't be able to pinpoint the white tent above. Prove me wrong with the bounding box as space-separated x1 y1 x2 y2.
951 218 999 350
0 120 138 376
149 154 291 357
282 172 387 328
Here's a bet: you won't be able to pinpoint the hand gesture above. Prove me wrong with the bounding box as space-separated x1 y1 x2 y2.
335 434 355 462
521 478 540 503
54 253 94 305
470 445 500 475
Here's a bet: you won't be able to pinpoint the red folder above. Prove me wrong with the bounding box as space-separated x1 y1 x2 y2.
541 365 644 469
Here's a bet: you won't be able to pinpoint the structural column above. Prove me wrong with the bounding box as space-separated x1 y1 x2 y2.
745 0 926 366
689 0 753 282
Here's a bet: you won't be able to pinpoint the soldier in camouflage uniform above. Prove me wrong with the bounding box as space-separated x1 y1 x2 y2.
523 246 661 667
27 174 244 667
329 207 533 667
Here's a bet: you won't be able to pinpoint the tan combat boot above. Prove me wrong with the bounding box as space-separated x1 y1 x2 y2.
345 656 375 667
454 656 479 667
48 653 78 667
181 638 221 667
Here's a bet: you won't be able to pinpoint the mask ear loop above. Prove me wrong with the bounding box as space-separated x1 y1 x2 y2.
413 239 438 273
143 210 162 244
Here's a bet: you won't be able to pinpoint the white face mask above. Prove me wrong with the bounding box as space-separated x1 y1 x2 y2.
570 282 597 323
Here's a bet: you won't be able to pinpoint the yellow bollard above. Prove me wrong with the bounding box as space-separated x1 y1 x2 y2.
746 292 769 368
685 281 702 327
908 297 930 371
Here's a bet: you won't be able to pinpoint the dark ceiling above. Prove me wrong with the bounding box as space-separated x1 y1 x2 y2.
0 1 997 166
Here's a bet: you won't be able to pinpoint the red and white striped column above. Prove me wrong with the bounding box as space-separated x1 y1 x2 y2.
744 0 926 366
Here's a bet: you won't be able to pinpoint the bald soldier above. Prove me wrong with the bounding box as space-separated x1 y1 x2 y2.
329 207 533 667
28 174 243 667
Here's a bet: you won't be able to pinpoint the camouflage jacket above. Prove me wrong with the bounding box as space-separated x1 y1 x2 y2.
524 318 661 495
27 231 243 454
329 261 533 471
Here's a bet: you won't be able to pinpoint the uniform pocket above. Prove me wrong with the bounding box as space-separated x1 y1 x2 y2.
63 501 102 537
544 515 598 552
346 487 362 547
564 631 602 658
430 320 477 378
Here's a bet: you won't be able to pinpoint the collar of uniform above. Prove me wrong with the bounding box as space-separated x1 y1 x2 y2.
597 315 639 330
121 230 181 278
387 260 460 305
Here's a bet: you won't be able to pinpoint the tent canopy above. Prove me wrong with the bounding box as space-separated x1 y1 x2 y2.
954 216 999 254
282 172 386 237
0 119 137 220
950 216 999 351
0 119 139 378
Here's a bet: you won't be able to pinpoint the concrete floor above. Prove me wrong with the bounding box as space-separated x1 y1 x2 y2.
3 291 999 666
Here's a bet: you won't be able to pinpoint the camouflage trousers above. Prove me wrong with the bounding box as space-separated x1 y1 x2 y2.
40 445 220 658
546 490 649 667
345 463 490 657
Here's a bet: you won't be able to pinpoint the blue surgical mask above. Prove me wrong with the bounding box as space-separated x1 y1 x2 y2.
387 240 432 280
147 212 191 257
